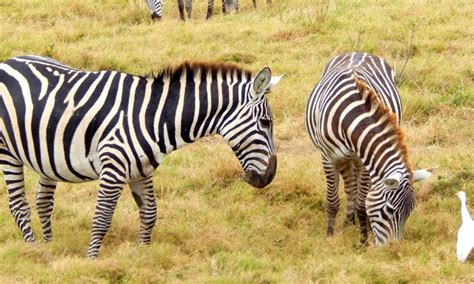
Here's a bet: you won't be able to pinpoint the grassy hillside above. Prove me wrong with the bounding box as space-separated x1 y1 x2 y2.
0 0 473 282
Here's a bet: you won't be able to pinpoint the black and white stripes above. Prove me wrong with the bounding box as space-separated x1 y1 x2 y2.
305 52 432 245
0 56 282 258
145 0 164 20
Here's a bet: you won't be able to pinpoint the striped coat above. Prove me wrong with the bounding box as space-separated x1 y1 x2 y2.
0 56 282 257
305 52 433 245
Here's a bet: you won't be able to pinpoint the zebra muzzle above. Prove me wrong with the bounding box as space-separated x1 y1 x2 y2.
243 155 277 188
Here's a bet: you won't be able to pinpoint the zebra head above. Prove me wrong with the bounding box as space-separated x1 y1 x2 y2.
368 168 436 245
220 67 283 188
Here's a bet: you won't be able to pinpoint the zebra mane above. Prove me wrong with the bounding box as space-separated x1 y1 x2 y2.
354 76 413 180
150 61 253 80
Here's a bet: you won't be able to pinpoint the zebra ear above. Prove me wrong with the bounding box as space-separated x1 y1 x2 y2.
268 74 284 92
384 172 402 189
252 67 272 95
413 165 439 183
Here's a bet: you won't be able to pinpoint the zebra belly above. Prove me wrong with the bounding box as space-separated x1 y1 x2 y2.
0 135 101 183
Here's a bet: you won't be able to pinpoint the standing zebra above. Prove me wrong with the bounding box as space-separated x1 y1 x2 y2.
305 52 434 245
145 0 164 20
0 55 282 258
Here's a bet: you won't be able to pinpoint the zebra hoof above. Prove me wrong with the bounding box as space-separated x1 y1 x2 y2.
326 228 334 236
151 12 161 21
136 239 151 245
86 253 98 260
24 236 36 243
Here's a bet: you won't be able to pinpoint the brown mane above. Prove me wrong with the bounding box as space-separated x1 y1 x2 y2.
354 76 413 180
151 61 253 80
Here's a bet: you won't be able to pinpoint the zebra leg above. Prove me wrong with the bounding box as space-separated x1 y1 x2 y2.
340 163 357 226
35 177 57 241
185 0 192 19
0 149 35 242
206 0 214 19
323 158 340 236
253 0 257 8
87 170 125 258
222 0 227 14
178 0 186 21
129 176 157 244
235 0 239 12
355 166 370 245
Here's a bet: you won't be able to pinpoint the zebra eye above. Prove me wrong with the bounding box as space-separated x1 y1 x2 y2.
385 203 395 216
260 117 272 128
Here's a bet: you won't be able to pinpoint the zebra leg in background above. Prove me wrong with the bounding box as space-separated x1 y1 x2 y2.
0 149 35 242
206 0 214 19
36 177 58 241
355 165 370 245
323 158 340 236
129 176 157 244
222 0 226 14
178 0 186 20
253 0 257 8
87 168 126 258
340 163 357 226
185 0 192 19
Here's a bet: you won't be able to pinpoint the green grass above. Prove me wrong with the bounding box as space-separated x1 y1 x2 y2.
0 0 473 282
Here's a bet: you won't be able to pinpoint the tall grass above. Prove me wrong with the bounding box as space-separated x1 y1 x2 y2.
0 0 473 282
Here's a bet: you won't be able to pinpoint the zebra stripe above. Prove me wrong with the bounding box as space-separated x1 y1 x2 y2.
305 52 417 245
145 0 163 20
0 56 282 258
177 0 193 21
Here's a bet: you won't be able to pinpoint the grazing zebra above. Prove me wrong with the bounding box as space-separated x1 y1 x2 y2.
305 52 434 245
0 55 282 258
145 0 164 20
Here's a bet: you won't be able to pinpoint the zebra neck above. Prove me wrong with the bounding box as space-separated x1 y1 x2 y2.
348 79 412 185
354 116 412 186
151 69 248 154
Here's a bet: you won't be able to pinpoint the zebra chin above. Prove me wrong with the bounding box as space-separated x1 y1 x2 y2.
242 155 277 188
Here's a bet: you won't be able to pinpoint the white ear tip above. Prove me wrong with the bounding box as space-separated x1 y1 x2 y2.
427 165 439 173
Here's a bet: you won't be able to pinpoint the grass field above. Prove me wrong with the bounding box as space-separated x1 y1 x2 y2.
0 0 473 282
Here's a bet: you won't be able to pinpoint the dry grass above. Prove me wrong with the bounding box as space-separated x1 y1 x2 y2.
0 0 473 282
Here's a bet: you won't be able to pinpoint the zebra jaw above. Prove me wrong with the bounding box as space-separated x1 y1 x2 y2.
243 155 277 188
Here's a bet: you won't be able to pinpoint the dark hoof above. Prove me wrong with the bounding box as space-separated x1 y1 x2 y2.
326 228 334 236
151 13 162 21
